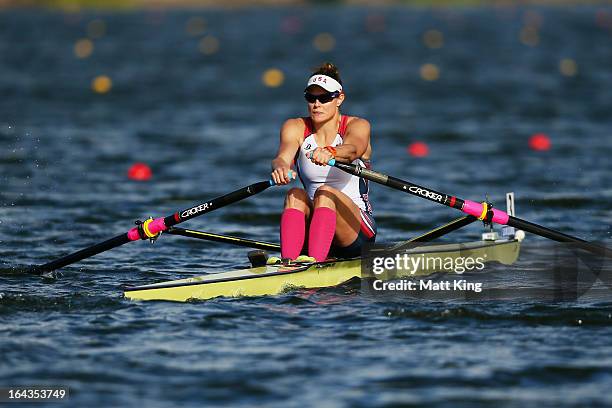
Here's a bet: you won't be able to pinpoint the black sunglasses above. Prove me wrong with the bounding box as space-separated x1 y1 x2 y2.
304 91 340 104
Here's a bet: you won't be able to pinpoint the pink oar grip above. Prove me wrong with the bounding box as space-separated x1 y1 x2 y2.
127 228 141 241
148 218 167 234
462 200 509 225
491 209 510 224
126 217 168 241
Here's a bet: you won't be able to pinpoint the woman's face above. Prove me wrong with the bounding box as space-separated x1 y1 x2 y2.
305 85 344 123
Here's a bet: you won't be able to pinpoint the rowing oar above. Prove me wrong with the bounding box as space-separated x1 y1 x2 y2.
330 160 610 257
28 180 275 276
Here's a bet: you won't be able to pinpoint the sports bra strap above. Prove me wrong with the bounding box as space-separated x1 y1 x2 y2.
302 115 351 138
302 117 314 137
338 115 349 137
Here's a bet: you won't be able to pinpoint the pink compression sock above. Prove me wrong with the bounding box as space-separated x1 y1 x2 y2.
308 207 336 262
280 208 306 259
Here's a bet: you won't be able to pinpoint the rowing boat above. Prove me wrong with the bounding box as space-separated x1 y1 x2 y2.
124 192 523 302
27 153 607 305
32 157 603 302
123 232 522 302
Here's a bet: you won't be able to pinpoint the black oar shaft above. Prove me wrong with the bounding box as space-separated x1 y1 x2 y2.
507 217 587 244
333 161 609 256
163 181 272 228
31 180 272 275
30 234 130 275
337 163 460 208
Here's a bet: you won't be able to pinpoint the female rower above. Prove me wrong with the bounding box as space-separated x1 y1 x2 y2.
270 62 376 262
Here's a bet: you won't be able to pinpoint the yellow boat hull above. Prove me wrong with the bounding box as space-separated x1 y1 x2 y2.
124 239 521 302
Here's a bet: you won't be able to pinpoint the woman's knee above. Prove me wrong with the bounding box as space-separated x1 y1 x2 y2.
284 188 309 208
313 185 338 206
314 185 337 194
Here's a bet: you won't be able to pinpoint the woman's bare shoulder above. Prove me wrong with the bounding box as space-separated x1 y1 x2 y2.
345 116 371 133
280 117 307 144
281 117 307 131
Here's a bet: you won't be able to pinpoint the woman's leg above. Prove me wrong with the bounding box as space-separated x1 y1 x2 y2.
308 185 363 261
280 188 312 259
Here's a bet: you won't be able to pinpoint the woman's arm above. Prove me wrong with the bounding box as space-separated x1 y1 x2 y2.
271 118 302 185
310 118 371 165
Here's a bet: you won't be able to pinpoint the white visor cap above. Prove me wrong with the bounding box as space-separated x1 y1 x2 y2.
305 74 343 93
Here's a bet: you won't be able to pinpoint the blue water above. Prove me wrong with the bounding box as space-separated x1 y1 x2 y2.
1 5 612 407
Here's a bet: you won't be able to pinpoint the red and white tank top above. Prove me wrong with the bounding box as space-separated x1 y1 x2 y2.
295 115 373 215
